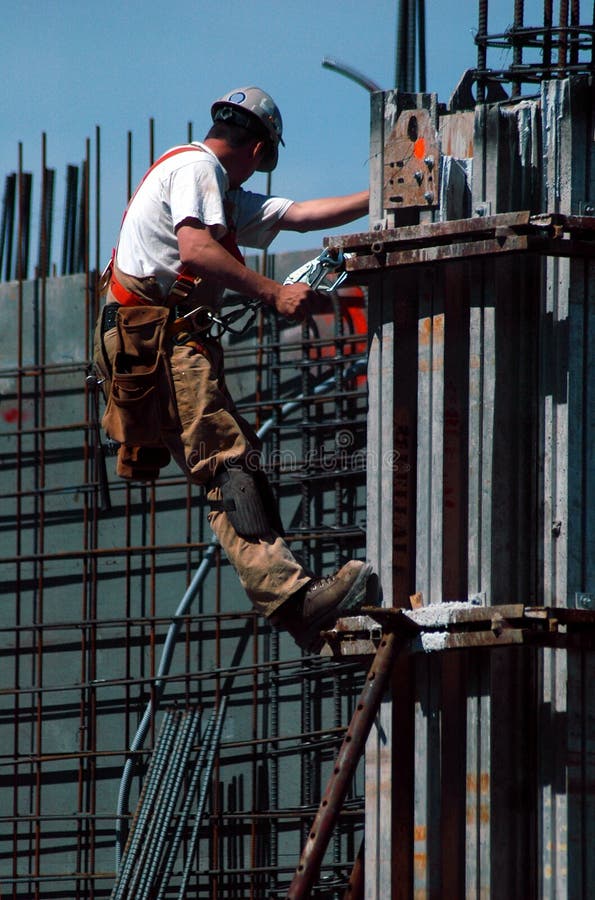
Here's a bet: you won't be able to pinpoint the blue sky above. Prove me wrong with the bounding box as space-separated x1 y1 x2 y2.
1 1 540 263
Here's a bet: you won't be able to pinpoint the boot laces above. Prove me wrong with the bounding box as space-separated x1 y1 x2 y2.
309 571 339 593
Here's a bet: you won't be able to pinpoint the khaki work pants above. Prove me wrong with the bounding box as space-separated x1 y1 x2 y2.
94 305 310 618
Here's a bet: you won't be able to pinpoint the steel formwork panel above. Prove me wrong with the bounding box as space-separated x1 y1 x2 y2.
360 80 594 899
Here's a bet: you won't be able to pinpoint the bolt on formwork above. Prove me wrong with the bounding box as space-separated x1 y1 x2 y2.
0 123 370 899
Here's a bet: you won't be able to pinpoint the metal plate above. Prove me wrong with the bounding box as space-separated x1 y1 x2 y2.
384 107 440 210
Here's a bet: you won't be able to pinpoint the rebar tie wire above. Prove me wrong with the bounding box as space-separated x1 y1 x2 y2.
113 356 368 867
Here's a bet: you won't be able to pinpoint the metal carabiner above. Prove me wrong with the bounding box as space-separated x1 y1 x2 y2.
283 248 352 294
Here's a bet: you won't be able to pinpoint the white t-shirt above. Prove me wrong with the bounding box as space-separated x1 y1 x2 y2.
116 142 293 296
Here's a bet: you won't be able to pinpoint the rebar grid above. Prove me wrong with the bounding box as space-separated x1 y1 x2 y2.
0 125 368 898
475 0 595 97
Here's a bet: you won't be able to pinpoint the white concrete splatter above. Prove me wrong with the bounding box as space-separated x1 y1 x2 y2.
418 632 450 652
405 600 481 628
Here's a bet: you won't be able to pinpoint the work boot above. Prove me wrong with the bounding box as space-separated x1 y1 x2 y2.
274 560 374 652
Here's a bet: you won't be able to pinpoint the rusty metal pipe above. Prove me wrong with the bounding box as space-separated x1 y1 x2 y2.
285 631 404 899
342 838 365 899
543 0 553 70
558 0 569 69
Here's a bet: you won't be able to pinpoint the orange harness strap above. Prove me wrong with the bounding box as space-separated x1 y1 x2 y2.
109 268 153 306
106 144 246 308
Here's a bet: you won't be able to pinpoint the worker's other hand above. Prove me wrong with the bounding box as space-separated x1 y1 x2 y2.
274 283 318 321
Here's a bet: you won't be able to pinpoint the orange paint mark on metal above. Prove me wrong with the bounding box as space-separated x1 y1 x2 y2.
413 852 427 873
418 317 432 345
466 802 490 825
467 772 490 792
418 356 445 373
413 137 426 159
414 825 427 841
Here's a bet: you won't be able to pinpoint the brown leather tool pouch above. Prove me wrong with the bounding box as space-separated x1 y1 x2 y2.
116 444 172 481
102 305 179 446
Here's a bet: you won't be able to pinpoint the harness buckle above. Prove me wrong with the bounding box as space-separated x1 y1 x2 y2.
168 271 202 302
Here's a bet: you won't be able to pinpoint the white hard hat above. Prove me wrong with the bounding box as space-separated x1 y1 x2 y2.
211 86 284 172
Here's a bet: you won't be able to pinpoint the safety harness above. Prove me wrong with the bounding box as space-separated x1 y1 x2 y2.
99 144 260 335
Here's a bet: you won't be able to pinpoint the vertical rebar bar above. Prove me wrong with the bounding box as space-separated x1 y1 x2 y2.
269 628 280 894
177 698 228 899
37 143 54 279
95 125 101 282
477 0 489 103
396 0 417 91
112 710 178 899
75 157 87 273
543 0 553 73
127 131 133 201
558 0 570 70
61 164 78 275
512 0 525 96
136 710 200 900
570 0 580 66
17 171 32 281
417 0 427 92
149 117 155 166
0 173 16 279
155 708 216 900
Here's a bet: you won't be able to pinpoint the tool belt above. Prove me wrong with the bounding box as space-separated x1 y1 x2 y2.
101 304 180 450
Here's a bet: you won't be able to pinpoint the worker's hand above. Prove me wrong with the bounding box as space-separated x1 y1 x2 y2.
273 283 318 321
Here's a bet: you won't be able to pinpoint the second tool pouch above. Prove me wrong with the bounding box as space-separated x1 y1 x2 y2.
102 305 179 446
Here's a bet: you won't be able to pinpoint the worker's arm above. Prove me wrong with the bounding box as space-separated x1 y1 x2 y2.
278 190 369 233
176 219 315 318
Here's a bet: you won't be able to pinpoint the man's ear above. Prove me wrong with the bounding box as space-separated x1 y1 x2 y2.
252 140 266 164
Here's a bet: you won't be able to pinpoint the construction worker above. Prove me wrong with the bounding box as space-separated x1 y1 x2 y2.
94 86 372 651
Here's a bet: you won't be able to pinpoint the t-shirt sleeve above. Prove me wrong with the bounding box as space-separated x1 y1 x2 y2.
167 160 228 239
229 189 294 249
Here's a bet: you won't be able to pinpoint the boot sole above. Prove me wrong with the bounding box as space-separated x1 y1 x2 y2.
301 562 374 651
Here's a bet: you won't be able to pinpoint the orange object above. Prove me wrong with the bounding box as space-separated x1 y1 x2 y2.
108 270 152 306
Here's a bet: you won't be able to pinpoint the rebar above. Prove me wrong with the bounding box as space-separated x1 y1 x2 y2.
135 709 200 900
112 710 178 899
1 119 368 899
474 0 595 93
155 708 218 900
114 541 219 864
177 698 228 898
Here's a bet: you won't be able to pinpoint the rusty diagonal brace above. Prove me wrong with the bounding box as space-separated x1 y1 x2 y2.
285 629 407 899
